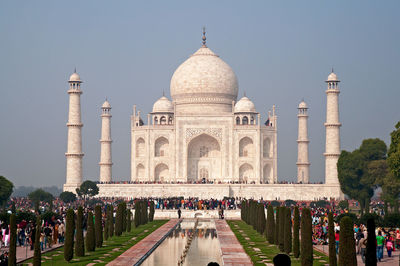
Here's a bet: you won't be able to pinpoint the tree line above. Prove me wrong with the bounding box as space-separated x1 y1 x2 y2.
241 200 380 266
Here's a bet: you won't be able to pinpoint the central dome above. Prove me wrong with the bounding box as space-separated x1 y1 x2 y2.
170 45 238 114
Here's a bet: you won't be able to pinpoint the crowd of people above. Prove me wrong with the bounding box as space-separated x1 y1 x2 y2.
1 196 399 264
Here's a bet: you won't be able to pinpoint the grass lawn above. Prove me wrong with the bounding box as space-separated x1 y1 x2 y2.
23 220 168 266
227 220 330 266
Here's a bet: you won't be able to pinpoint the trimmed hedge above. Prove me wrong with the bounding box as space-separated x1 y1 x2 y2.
86 211 95 252
293 206 300 258
64 209 75 262
283 207 292 254
328 212 337 266
338 216 357 266
75 206 85 257
266 205 275 244
95 205 103 247
300 208 313 266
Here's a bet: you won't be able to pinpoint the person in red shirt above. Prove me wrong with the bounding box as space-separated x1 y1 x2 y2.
335 230 340 254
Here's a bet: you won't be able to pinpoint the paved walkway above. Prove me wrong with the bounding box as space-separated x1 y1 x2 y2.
314 244 400 265
107 219 179 266
214 219 253 266
0 243 63 263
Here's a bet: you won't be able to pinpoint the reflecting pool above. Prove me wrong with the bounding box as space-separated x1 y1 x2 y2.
141 219 222 266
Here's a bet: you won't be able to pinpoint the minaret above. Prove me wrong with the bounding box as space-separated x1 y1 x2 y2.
99 100 113 183
297 100 310 183
324 70 341 184
64 70 84 191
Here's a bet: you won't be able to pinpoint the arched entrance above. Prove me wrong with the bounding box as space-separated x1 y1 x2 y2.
239 163 253 183
187 134 221 182
154 163 169 182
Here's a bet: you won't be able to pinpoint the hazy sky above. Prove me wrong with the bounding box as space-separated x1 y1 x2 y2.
1 1 399 188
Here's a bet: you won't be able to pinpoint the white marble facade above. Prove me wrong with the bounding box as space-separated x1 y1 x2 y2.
131 41 277 184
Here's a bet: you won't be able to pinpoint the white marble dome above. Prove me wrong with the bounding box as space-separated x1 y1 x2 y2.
327 72 339 82
234 96 256 113
298 101 308 109
170 46 238 110
69 72 81 82
152 96 173 113
102 100 111 109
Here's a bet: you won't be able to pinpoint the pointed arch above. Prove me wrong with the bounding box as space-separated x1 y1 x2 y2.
263 137 272 158
239 137 254 157
263 164 272 184
136 138 145 157
155 136 169 157
154 163 169 182
136 164 145 179
239 163 253 183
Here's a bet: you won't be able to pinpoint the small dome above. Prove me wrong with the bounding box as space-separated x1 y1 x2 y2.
326 72 339 82
298 101 308 109
102 100 111 109
152 96 173 113
69 72 81 82
234 96 256 113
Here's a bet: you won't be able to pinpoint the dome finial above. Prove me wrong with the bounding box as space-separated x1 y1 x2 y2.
331 67 334 73
243 91 246 97
202 26 207 47
162 90 165 97
74 67 77 73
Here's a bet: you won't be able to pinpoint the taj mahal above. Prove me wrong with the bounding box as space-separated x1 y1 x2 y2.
63 31 343 200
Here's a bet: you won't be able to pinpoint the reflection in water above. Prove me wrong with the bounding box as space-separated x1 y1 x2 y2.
141 219 222 266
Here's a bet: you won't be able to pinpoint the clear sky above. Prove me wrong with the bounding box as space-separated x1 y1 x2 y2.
1 1 399 187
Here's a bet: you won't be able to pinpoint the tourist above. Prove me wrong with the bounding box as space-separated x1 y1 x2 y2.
376 230 385 262
386 234 394 257
178 208 181 219
360 231 367 264
273 254 291 266
396 229 400 249
40 229 45 251
335 230 339 254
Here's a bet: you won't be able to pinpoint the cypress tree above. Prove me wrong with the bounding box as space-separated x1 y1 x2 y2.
149 201 155 222
104 205 109 241
64 209 75 262
143 201 148 224
266 205 275 244
109 205 114 238
260 204 266 235
293 206 300 258
86 211 95 252
274 207 280 245
75 206 85 257
134 201 140 228
33 216 41 266
115 203 122 236
279 207 285 252
338 216 357 266
8 214 17 266
122 202 127 232
365 218 377 266
95 205 103 248
127 209 132 232
328 212 337 266
284 207 292 254
300 208 313 266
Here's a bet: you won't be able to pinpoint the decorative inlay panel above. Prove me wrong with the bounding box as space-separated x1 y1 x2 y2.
186 128 222 143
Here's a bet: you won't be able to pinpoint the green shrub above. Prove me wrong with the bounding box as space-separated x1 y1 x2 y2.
383 213 400 227
86 211 95 252
270 200 280 207
33 216 42 266
328 212 337 266
109 205 114 237
64 209 75 262
366 218 377 265
149 201 155 222
266 205 275 244
75 206 85 257
338 216 357 266
127 209 132 232
115 203 123 236
300 208 313 266
278 206 285 252
95 205 103 247
283 207 292 254
274 207 280 245
284 199 297 207
8 214 17 265
293 206 300 258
